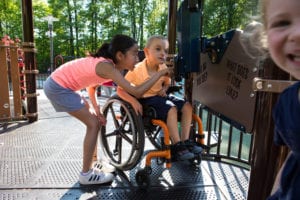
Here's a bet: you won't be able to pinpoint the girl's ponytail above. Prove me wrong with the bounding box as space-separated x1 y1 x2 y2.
90 43 112 59
90 34 137 63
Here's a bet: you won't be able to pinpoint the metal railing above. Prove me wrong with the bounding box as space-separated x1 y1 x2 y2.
196 104 253 169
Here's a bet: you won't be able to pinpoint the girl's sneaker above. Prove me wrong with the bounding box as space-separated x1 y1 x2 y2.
93 159 116 173
79 168 114 185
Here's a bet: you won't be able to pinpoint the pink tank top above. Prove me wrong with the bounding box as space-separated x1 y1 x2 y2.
51 57 113 91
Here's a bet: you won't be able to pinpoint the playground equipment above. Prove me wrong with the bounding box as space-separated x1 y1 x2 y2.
0 37 38 123
1 0 294 199
97 0 293 199
0 1 39 124
0 38 26 122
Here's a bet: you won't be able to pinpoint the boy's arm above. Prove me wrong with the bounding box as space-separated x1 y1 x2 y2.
158 76 171 97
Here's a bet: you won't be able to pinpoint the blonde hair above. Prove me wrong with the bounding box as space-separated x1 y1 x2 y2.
145 35 167 48
239 0 270 60
239 21 268 59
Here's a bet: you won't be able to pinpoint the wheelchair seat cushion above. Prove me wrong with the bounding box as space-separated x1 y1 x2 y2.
142 105 157 130
139 95 185 122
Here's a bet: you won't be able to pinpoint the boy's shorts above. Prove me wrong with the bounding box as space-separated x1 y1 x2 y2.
139 95 185 121
43 77 85 112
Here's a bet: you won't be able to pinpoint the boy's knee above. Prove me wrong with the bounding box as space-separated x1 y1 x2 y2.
183 102 192 112
168 106 178 115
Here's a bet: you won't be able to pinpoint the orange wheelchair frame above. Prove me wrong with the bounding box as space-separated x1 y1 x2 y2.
99 95 205 187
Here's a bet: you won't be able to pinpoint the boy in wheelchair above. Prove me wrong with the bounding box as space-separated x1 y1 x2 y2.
117 35 202 161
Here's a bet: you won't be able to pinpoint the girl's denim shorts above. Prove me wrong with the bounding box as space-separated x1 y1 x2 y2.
43 77 84 112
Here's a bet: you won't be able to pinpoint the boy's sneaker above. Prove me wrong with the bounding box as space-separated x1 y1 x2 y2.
79 168 114 185
93 159 116 173
173 142 194 161
184 139 203 154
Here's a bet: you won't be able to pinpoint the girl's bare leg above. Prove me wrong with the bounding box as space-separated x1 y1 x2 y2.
69 107 100 173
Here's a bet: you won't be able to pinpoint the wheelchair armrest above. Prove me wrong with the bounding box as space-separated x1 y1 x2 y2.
143 105 157 119
166 85 182 95
109 93 120 100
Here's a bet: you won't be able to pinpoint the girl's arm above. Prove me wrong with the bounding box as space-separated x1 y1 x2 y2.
158 77 171 97
86 85 99 113
96 62 172 98
117 87 143 115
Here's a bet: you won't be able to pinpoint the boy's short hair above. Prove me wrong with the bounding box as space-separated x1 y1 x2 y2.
145 35 166 48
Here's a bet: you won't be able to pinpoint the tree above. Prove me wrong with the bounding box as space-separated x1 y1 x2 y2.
202 0 259 37
0 0 259 73
0 0 22 39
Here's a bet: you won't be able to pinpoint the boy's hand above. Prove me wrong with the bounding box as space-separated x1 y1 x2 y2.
160 67 174 77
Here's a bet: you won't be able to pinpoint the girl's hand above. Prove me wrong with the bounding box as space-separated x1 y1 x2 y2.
98 113 107 126
131 101 143 116
158 88 167 97
94 105 106 126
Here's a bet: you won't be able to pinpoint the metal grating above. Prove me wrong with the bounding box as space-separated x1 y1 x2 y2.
0 133 67 147
0 187 222 200
122 159 215 187
202 161 249 199
36 161 82 187
0 146 56 160
0 91 250 199
0 160 44 187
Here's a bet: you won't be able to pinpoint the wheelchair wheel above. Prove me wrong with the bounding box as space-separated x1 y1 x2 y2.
145 126 163 149
100 97 145 171
136 168 151 189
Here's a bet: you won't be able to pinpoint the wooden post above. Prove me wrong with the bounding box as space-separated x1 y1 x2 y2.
9 44 23 117
21 0 38 122
167 0 177 56
0 43 11 119
247 58 289 200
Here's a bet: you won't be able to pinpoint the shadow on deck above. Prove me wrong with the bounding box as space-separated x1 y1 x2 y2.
0 90 249 200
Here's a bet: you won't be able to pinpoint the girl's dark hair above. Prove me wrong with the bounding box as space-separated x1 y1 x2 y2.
90 34 137 63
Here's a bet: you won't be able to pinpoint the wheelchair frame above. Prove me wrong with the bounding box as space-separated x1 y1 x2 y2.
99 95 205 187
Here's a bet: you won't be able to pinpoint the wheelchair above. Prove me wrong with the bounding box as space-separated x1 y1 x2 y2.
99 88 206 188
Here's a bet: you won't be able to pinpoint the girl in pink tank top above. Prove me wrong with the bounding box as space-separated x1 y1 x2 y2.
43 34 172 185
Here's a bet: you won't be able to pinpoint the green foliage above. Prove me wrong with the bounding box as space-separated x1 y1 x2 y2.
0 0 22 39
1 0 258 73
202 0 259 37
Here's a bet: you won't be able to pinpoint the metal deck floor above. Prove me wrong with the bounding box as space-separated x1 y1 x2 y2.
0 90 249 200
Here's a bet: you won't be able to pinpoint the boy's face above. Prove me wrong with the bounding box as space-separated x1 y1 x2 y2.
266 0 300 79
145 38 168 65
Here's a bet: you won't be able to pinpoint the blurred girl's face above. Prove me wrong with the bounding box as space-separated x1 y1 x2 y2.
116 44 139 71
266 0 300 79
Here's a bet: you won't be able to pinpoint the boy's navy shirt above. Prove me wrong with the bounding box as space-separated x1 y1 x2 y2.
273 81 300 155
269 81 300 200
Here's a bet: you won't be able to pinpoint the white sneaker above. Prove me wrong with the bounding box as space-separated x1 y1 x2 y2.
79 168 114 185
93 159 116 173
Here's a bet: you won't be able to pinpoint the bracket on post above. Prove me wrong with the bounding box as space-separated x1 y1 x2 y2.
252 77 297 93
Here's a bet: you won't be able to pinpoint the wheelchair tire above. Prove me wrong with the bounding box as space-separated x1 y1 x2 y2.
100 97 145 171
145 126 163 150
136 169 150 189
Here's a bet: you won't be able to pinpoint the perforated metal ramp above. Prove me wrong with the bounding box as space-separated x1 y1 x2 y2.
0 90 249 200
